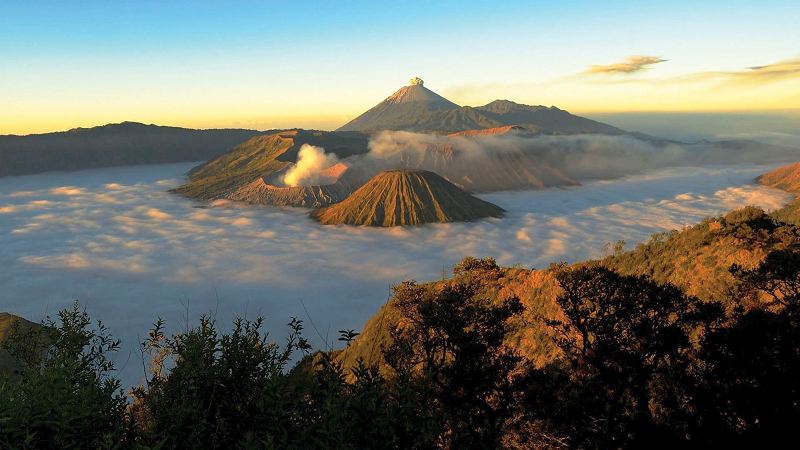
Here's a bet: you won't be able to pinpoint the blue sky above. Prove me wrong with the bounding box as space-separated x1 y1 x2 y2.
2 0 799 134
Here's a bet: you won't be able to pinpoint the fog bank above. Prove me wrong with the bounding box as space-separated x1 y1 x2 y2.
0 162 793 388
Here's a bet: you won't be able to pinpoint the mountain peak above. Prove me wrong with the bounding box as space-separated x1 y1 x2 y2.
384 84 458 106
337 80 460 132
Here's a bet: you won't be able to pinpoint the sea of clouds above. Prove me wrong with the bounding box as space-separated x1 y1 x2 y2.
0 161 794 388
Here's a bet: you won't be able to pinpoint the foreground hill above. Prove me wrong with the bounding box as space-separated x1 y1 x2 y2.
0 313 40 376
335 174 800 372
337 78 628 135
758 161 800 223
0 122 261 177
311 170 504 226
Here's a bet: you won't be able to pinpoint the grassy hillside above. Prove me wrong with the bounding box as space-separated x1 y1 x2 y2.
0 122 260 177
758 161 800 224
600 206 798 307
172 130 370 199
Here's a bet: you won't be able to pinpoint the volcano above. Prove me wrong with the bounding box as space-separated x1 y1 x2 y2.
337 77 627 134
337 77 460 132
311 169 504 227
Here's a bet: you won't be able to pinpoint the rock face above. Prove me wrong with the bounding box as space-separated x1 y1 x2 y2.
311 170 505 227
756 161 800 224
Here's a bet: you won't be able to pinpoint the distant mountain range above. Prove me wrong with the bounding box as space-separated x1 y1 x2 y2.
338 78 628 135
0 122 261 177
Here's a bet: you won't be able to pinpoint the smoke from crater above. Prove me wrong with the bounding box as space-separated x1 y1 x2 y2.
283 144 340 187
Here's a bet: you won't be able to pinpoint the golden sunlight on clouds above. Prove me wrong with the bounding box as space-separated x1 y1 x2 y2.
583 56 667 75
683 57 800 85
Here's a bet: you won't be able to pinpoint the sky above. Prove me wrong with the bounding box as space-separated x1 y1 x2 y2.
2 0 799 135
0 160 792 387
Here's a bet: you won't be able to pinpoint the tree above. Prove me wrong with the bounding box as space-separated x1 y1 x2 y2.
545 265 723 446
690 249 800 444
131 315 310 449
384 258 524 449
0 301 132 450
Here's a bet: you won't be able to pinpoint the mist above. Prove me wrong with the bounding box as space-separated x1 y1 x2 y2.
277 131 800 192
0 161 793 389
583 111 800 147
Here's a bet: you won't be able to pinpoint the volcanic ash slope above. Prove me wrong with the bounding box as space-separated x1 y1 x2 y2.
311 169 505 227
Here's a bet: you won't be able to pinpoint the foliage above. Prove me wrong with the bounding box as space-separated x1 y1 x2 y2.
602 206 800 307
689 249 800 445
384 271 524 449
130 315 310 449
538 265 723 447
2 241 800 448
0 301 132 450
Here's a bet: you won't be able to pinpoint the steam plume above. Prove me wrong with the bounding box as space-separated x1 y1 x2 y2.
283 144 340 187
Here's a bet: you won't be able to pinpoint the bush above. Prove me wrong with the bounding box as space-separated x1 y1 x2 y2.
0 301 131 450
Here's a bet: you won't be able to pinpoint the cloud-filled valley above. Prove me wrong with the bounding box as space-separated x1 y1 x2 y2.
0 161 794 388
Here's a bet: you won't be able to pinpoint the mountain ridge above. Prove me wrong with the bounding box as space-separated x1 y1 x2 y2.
338 79 629 135
0 122 261 177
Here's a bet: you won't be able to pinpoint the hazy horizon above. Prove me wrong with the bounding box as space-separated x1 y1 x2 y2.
2 1 798 135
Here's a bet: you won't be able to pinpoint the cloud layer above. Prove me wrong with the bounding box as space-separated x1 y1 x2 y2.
0 162 793 388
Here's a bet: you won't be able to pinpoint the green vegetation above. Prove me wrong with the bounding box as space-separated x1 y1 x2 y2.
0 303 131 449
2 245 799 448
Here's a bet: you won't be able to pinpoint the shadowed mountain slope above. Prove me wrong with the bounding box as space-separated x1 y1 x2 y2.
311 170 504 227
0 313 40 376
0 122 261 177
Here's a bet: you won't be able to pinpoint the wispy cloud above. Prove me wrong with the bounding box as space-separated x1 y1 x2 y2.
703 57 800 85
584 56 667 75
